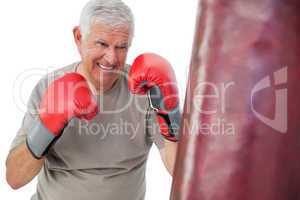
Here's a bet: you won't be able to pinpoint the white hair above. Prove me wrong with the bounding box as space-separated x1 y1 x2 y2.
79 0 134 41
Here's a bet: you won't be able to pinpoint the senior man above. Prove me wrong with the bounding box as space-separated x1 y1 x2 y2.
5 0 180 200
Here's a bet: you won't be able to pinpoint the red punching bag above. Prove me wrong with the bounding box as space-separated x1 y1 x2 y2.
171 0 300 199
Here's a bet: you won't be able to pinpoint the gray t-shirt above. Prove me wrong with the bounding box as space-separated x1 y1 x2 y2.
9 62 164 200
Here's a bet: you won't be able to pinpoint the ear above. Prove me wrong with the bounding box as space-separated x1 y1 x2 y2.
73 26 83 55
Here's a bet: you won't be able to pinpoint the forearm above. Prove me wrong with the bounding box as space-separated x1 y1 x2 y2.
6 143 45 189
163 140 178 176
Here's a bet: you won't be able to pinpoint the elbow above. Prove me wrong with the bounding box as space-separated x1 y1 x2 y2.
6 169 24 190
7 178 22 190
8 182 22 190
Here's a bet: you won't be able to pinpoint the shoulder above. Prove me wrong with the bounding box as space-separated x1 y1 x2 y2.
29 62 79 101
36 62 78 90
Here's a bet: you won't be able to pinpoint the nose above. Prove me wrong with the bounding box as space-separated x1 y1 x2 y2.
104 47 117 66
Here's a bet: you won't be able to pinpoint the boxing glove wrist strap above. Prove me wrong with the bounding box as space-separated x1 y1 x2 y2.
26 118 56 159
147 86 181 142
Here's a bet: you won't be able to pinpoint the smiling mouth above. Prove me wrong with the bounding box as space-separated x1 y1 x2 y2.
97 63 114 71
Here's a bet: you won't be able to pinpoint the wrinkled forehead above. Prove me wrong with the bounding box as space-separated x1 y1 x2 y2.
90 21 132 42
88 22 132 44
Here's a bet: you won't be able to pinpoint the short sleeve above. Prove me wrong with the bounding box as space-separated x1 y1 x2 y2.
9 78 47 152
8 64 76 153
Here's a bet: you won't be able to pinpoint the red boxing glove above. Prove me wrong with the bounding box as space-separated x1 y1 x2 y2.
128 53 181 142
39 73 98 134
26 73 98 159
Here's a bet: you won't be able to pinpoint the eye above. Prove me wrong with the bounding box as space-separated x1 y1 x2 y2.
116 45 128 50
96 41 109 48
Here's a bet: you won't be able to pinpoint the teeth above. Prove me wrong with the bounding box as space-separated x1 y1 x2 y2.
97 63 114 70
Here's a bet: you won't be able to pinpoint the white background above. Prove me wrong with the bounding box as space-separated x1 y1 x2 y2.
0 0 197 199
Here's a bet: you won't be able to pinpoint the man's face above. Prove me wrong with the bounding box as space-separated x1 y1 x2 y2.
74 22 130 92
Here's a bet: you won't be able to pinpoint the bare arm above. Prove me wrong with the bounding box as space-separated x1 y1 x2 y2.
6 143 45 190
159 140 178 176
